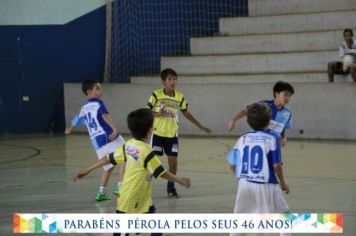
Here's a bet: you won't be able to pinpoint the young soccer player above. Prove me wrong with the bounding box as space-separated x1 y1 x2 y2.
227 103 290 236
227 81 294 147
328 28 356 82
65 79 125 201
146 68 211 197
74 108 191 235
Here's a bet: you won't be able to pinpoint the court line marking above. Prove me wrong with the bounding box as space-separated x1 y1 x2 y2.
0 143 41 165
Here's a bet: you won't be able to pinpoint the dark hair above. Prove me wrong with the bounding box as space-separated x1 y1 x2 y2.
81 79 99 95
247 103 271 130
343 28 353 36
127 108 154 140
160 68 177 81
273 81 294 97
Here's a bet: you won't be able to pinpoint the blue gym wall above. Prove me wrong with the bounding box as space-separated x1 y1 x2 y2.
0 0 248 134
0 2 106 134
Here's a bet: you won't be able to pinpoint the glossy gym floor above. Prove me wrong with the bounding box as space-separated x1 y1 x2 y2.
0 134 355 235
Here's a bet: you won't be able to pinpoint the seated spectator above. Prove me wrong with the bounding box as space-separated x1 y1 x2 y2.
328 29 356 82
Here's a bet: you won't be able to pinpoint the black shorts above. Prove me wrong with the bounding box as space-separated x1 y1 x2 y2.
334 61 349 74
114 206 157 236
151 134 179 157
116 205 156 214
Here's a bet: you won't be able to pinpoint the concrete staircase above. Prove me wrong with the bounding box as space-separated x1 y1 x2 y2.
116 0 356 139
131 0 356 84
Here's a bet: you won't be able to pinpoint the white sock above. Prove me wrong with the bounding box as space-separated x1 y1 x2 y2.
99 186 107 194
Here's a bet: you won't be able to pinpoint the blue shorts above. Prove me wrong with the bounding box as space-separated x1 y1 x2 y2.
151 134 179 157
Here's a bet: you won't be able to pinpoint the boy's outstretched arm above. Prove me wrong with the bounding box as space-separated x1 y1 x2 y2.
66 113 86 135
273 163 290 194
227 148 239 175
73 157 110 181
65 125 75 135
280 130 287 147
160 171 191 188
181 110 211 134
151 104 166 117
229 165 236 174
102 113 118 141
227 109 247 133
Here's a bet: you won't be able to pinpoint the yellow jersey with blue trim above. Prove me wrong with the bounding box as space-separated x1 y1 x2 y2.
107 139 166 213
146 88 188 138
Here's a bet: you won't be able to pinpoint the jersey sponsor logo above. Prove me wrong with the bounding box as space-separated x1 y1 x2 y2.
162 109 176 118
159 101 178 118
126 145 140 161
239 174 265 181
268 120 284 134
160 100 181 109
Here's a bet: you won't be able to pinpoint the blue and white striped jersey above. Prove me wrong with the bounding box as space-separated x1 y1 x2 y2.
262 100 292 138
227 130 282 184
71 98 115 149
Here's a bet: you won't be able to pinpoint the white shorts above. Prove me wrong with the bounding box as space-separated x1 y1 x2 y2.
96 135 125 171
233 178 289 213
230 179 290 236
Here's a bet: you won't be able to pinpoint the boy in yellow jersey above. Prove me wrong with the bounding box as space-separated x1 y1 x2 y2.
146 68 211 197
74 108 191 235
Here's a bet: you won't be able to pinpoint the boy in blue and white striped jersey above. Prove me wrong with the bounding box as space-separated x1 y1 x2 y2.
227 103 290 236
65 79 125 201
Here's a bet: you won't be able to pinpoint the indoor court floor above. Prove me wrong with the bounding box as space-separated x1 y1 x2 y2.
0 134 355 235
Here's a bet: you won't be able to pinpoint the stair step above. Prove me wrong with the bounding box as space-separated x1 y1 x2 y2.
249 0 356 16
220 10 356 35
131 73 352 84
191 31 341 55
161 51 337 75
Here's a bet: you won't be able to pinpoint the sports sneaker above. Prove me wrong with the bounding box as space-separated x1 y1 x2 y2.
113 186 120 197
167 188 179 198
95 193 111 201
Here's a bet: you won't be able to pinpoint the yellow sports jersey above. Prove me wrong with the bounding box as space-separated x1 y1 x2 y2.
146 88 188 138
107 139 166 213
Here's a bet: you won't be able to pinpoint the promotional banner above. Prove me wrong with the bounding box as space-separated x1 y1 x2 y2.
14 213 343 233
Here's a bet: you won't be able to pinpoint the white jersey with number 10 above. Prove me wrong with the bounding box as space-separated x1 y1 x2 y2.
232 130 282 184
